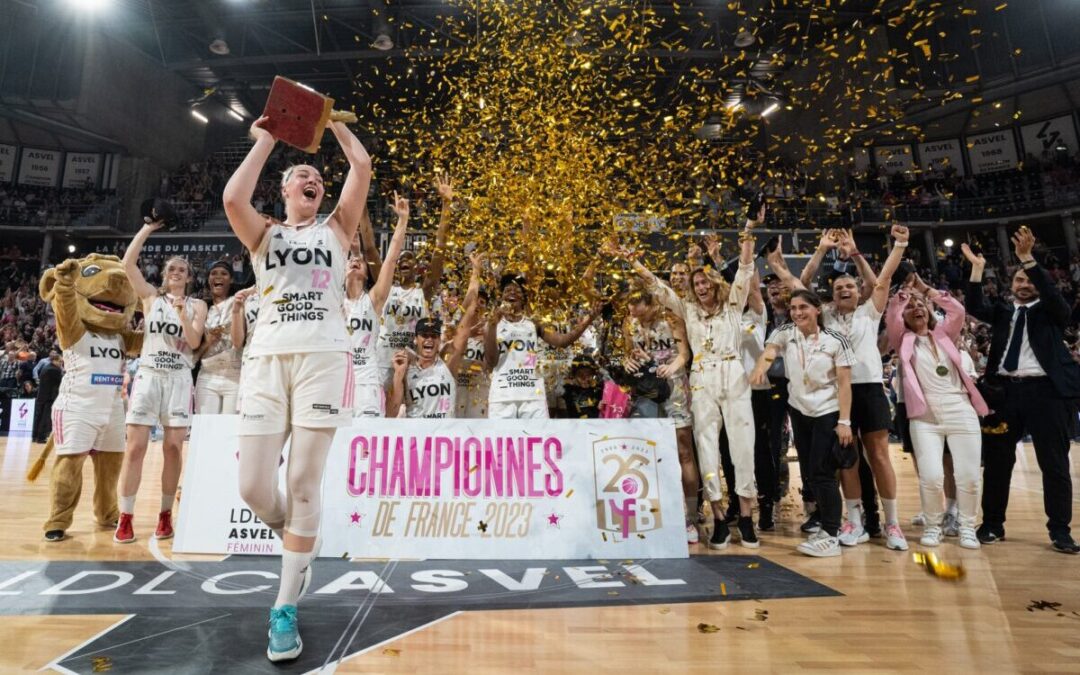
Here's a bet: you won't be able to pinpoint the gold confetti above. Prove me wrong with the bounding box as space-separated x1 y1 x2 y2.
697 623 721 633
912 551 965 581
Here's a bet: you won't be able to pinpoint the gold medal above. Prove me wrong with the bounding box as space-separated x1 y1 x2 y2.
935 364 949 377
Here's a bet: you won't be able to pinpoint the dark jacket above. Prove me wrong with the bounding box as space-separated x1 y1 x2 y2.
965 263 1080 399
35 363 63 403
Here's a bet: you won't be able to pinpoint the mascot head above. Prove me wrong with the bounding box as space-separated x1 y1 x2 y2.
39 253 138 334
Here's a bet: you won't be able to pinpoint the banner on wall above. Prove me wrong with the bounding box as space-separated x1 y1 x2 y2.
917 139 966 176
174 416 687 560
873 144 915 175
0 144 16 183
852 147 872 175
61 152 101 188
87 234 245 258
966 129 1019 175
1021 115 1079 158
16 147 62 187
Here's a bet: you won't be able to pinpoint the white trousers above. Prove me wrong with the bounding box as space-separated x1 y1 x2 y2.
909 396 982 528
690 360 756 501
195 373 240 415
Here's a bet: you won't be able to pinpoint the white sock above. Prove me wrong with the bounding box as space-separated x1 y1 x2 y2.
882 498 899 525
275 548 315 608
845 499 862 527
160 493 175 513
945 498 958 516
119 495 136 515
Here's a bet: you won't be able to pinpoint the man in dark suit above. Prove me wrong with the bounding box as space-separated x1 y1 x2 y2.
963 227 1080 554
32 352 63 444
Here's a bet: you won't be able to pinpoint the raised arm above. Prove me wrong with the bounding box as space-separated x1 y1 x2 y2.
446 259 482 376
800 229 839 288
870 224 910 313
929 289 965 342
746 269 765 316
326 121 373 251
357 205 383 282
540 302 602 349
483 305 502 373
727 205 763 312
38 260 86 348
960 243 994 323
765 239 806 292
122 224 163 299
604 240 687 319
223 117 276 252
421 174 454 303
838 229 877 304
1013 226 1070 326
371 193 409 313
885 289 909 352
385 350 409 418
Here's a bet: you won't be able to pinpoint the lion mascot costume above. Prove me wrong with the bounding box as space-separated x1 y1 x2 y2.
29 254 142 542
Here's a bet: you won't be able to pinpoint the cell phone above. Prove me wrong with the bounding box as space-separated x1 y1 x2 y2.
747 192 766 218
757 236 780 259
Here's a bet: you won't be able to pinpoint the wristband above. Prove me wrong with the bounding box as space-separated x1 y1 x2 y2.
850 252 863 259
1021 259 1037 269
894 241 909 248
837 419 851 427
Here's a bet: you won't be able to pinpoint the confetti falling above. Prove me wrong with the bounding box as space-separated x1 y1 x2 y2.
697 623 721 634
911 551 965 581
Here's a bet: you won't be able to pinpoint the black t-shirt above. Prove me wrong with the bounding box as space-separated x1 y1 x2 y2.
563 383 602 419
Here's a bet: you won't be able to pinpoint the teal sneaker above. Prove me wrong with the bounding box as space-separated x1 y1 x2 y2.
267 605 302 662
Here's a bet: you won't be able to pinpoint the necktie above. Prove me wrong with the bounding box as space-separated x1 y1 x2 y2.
1002 306 1028 373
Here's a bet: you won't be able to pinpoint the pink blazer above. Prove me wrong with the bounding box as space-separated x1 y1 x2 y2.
886 291 989 420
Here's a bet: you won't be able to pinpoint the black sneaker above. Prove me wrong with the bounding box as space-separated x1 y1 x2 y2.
709 519 731 550
976 524 1005 545
1051 536 1079 554
738 516 760 549
758 501 775 532
44 530 65 542
800 512 822 534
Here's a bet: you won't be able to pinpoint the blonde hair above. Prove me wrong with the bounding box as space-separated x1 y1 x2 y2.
158 256 192 296
687 266 731 310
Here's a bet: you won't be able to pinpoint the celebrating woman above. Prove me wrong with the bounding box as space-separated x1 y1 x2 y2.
750 289 855 557
614 205 762 550
886 261 987 549
223 114 371 662
117 227 207 544
195 260 241 414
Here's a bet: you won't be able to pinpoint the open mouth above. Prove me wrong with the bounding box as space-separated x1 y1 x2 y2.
302 186 318 200
91 300 124 314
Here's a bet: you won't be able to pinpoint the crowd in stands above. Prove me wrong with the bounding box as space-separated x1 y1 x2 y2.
0 184 113 228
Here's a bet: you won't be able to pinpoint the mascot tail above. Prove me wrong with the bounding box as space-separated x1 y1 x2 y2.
26 434 54 482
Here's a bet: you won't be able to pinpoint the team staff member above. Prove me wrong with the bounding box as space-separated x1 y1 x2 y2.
224 113 372 661
345 194 410 417
963 230 1080 554
117 226 207 545
751 289 855 557
195 260 241 414
614 205 763 550
388 252 482 418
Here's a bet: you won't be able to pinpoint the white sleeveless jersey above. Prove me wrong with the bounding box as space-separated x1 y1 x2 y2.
55 331 126 413
345 294 380 386
242 292 259 357
377 285 428 369
629 315 681 370
141 295 196 372
489 318 545 403
249 220 349 357
405 359 456 418
457 336 488 389
199 297 241 378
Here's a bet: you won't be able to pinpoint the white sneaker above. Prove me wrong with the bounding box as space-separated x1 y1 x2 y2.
942 512 960 537
911 513 926 527
884 523 909 551
797 531 841 557
958 526 980 549
920 525 942 547
686 523 700 545
838 520 869 547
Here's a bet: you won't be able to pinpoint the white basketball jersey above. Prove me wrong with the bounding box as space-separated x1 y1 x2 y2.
489 318 545 403
242 292 259 357
405 359 456 418
55 331 126 412
141 295 196 372
377 285 427 369
457 336 487 389
199 297 241 378
629 315 680 368
346 294 380 386
249 220 349 357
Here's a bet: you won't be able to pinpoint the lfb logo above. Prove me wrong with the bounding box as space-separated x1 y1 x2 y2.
18 402 29 419
592 437 662 539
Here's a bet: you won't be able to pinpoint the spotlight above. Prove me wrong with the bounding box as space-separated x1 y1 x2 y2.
227 109 245 122
373 33 394 50
191 109 209 124
209 39 230 56
762 102 780 117
67 244 77 254
944 238 955 248
65 0 111 11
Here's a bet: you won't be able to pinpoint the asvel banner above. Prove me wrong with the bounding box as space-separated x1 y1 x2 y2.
17 147 62 187
966 129 1019 175
1021 115 1079 158
174 416 687 560
61 152 102 188
0 143 16 183
916 139 966 176
873 144 915 175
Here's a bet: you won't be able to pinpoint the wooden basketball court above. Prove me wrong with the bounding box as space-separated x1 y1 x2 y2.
1 433 1077 673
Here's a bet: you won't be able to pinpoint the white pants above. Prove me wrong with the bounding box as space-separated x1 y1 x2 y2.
690 360 755 501
195 372 240 414
909 396 982 528
488 398 549 420
353 383 385 418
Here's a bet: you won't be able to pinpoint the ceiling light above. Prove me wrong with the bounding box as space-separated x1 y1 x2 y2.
944 238 955 248
725 98 742 110
65 0 111 12
191 109 209 124
227 109 245 122
373 33 394 50
762 102 780 117
67 244 77 253
209 39 230 56
734 30 756 48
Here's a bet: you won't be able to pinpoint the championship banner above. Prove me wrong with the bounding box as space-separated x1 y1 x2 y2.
9 399 35 434
917 138 965 176
174 416 687 560
966 129 1018 175
61 152 102 188
17 147 62 187
0 143 16 183
1021 115 1079 158
873 144 914 175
